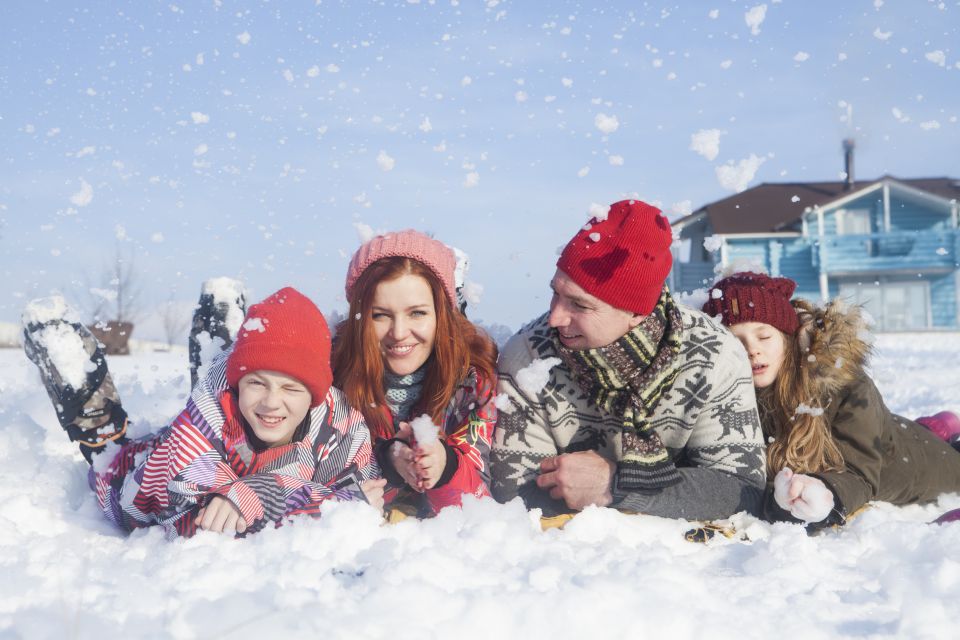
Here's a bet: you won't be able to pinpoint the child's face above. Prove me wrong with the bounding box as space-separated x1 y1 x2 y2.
371 273 438 376
729 322 786 389
237 370 312 447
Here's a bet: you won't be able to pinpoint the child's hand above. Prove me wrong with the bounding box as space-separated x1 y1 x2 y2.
773 468 834 523
197 495 247 534
414 438 446 490
360 478 387 511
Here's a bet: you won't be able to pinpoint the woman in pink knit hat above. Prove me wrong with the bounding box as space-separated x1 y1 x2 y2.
704 272 960 528
332 229 499 517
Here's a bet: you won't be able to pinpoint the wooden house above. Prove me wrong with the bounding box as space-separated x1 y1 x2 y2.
671 142 960 330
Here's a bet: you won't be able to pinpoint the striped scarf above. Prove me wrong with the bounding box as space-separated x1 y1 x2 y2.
555 288 684 492
383 365 427 423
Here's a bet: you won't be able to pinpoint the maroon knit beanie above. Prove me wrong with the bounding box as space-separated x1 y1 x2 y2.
226 287 332 407
557 199 674 315
345 229 458 307
702 272 800 335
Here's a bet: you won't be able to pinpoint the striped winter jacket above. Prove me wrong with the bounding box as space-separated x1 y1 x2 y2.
90 352 379 537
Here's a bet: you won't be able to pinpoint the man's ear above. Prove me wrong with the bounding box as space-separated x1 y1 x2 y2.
628 313 645 329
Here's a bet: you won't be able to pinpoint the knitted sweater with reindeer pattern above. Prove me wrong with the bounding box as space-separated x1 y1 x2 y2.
491 306 767 520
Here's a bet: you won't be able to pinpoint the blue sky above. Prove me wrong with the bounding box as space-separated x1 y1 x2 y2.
1 0 958 338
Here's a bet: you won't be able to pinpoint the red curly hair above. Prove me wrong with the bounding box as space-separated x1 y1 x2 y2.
331 256 497 442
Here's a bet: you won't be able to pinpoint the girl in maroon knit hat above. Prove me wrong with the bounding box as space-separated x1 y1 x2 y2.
704 272 960 527
22 287 384 537
332 229 499 518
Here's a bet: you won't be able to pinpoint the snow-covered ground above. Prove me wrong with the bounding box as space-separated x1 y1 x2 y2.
0 332 958 640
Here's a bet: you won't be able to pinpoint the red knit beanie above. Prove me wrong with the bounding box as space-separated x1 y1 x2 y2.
345 229 457 307
226 287 332 407
702 272 800 335
557 199 674 315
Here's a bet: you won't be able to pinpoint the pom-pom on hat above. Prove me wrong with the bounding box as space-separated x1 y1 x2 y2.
345 229 457 308
226 287 332 407
702 272 800 335
556 199 674 315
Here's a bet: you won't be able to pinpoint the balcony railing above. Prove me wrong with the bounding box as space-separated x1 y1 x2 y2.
817 229 958 274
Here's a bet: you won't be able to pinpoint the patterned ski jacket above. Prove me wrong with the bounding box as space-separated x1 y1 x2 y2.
91 352 378 537
376 367 497 515
760 299 960 526
491 308 767 521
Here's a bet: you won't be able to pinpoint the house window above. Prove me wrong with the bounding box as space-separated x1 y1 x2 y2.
838 208 872 235
838 280 930 330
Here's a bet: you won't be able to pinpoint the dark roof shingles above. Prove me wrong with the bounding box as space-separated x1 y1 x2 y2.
688 177 960 234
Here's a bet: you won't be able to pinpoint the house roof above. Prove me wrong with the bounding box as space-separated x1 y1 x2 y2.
675 176 960 235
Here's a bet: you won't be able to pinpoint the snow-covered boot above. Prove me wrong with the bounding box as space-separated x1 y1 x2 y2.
22 297 128 463
916 411 960 447
188 277 246 389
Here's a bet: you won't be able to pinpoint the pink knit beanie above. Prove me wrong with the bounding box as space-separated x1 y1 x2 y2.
557 199 674 315
345 229 458 307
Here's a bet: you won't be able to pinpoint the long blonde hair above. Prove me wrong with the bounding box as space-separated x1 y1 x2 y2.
761 305 846 476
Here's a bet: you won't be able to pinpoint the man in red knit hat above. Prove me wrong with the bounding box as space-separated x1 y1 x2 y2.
491 200 766 521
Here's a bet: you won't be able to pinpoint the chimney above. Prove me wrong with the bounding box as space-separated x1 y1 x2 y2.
842 138 855 190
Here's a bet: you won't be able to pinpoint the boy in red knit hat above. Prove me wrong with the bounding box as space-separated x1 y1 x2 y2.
23 287 383 537
491 200 767 522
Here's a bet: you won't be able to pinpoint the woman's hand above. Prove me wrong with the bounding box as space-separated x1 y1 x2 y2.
773 468 834 523
360 478 387 511
390 440 422 491
197 495 247 534
414 438 446 491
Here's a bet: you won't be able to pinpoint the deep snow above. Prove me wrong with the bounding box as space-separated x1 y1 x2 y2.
0 331 958 640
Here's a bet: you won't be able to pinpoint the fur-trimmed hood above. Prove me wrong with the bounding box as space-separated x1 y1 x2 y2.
793 298 873 400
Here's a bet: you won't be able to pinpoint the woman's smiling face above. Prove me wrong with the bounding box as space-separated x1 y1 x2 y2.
371 273 438 376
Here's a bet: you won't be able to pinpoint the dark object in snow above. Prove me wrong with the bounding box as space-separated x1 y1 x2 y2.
22 315 128 463
189 284 246 389
88 320 134 355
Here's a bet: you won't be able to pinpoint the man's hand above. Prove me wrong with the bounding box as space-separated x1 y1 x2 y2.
197 495 247 534
536 450 615 510
414 438 446 491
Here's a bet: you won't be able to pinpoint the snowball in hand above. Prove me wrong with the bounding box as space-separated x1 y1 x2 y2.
410 414 439 445
516 357 562 397
773 468 834 523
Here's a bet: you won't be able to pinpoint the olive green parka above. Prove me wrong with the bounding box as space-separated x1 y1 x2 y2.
760 299 960 526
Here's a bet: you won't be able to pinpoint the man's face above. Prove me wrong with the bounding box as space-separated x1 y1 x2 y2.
547 269 643 350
